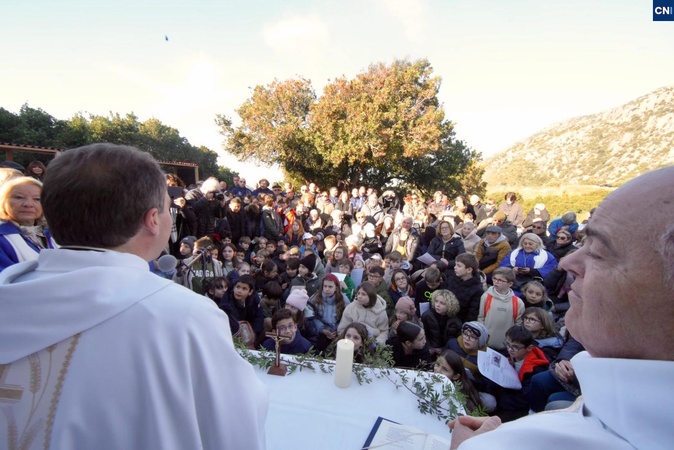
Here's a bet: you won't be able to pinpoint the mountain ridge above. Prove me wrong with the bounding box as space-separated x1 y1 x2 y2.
482 85 674 187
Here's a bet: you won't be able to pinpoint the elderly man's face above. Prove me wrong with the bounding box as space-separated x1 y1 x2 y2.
368 195 378 207
560 167 674 360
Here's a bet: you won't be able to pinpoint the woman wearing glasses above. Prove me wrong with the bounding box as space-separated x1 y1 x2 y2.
550 230 575 261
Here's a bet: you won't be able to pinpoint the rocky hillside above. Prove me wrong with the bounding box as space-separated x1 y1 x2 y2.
483 86 674 187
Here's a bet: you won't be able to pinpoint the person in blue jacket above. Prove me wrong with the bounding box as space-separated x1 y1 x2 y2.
0 176 57 271
499 233 557 294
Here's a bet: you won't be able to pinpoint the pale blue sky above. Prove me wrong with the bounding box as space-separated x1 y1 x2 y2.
2 0 672 181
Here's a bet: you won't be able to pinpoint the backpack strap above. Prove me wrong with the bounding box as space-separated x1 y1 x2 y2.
484 293 518 322
484 293 493 317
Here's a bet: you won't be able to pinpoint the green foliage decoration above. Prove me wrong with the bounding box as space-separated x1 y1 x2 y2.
234 339 485 422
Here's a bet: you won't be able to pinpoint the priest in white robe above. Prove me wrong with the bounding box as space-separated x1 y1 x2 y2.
0 144 268 449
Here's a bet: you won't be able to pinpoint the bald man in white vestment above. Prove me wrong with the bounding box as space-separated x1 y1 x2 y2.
0 144 267 449
448 166 674 450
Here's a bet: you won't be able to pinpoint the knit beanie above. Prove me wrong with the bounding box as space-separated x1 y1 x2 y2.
395 296 416 316
492 211 507 222
180 236 197 248
299 253 317 273
462 321 489 348
286 289 309 311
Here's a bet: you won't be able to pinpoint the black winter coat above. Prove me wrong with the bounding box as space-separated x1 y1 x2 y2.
444 272 484 323
421 309 462 348
427 235 465 267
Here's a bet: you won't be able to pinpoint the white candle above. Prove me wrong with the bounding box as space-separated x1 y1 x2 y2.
334 338 354 388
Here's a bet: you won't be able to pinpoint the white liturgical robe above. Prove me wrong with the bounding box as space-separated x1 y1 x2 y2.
0 249 268 449
457 351 674 450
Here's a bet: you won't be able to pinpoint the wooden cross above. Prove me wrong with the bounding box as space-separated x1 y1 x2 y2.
265 329 290 376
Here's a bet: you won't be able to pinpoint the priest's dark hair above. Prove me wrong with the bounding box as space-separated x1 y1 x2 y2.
43 144 166 248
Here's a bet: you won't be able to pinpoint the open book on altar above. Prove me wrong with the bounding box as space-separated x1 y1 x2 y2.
362 417 451 450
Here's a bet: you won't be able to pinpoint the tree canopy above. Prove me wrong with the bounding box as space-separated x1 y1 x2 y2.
0 105 220 180
217 58 485 198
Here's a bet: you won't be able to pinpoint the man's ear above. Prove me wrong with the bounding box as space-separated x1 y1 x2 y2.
143 207 161 236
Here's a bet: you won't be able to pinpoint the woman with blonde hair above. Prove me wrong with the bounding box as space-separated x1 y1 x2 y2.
0 176 57 271
499 232 557 293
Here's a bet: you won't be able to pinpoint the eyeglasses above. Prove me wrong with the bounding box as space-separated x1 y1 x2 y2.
368 274 382 280
462 332 478 341
277 323 296 333
532 225 545 229
523 316 540 324
492 278 509 284
394 276 407 282
503 341 525 351
556 236 568 241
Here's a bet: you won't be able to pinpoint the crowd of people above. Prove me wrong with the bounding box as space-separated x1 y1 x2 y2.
151 172 591 420
1 146 671 450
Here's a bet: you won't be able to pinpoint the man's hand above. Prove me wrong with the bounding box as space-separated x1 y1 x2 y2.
447 416 502 450
554 360 575 383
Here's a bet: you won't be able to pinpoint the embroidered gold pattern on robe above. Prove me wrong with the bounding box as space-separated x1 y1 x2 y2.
1 334 81 450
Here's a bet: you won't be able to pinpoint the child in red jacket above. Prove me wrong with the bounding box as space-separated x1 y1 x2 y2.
495 325 549 422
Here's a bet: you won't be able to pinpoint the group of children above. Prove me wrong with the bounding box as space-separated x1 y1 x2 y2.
168 226 574 422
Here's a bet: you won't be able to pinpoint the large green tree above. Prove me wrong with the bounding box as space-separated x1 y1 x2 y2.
215 78 323 183
217 58 483 194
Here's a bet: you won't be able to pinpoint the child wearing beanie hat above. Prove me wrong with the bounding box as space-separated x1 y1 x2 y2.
445 320 497 412
389 296 423 338
299 253 317 274
286 289 309 311
446 321 490 378
179 236 197 258
284 289 319 346
462 321 489 348
290 253 321 298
